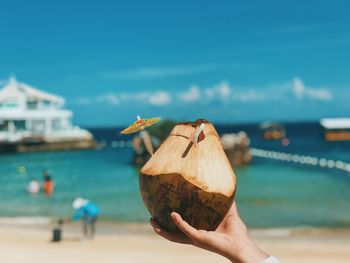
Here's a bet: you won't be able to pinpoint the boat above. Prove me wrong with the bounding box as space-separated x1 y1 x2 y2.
0 77 96 152
320 118 350 141
259 121 286 140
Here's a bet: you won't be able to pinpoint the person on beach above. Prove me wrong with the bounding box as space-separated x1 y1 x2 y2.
70 197 100 239
27 180 40 194
150 202 280 263
43 171 54 196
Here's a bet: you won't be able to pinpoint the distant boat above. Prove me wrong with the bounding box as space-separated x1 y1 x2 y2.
259 121 286 140
320 118 350 141
0 77 95 152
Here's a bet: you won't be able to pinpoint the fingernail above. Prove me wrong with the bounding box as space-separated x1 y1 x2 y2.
171 212 180 220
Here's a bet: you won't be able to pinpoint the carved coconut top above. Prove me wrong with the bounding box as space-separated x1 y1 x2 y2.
141 120 236 197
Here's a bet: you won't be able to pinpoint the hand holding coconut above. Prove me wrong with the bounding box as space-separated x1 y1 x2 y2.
150 202 269 263
122 118 273 263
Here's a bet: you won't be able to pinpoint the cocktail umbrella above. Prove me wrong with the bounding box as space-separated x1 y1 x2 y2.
121 116 161 155
121 116 161 134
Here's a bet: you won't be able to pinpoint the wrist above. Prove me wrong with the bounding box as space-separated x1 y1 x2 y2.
228 236 268 263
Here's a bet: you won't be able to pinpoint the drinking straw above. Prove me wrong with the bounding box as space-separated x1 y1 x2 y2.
193 123 206 145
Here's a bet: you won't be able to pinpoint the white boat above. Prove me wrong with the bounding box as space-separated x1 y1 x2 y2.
0 77 95 151
320 118 350 141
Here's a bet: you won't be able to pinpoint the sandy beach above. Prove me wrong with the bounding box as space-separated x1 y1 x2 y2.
0 222 349 263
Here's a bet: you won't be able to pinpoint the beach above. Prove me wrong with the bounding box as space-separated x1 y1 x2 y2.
0 222 349 263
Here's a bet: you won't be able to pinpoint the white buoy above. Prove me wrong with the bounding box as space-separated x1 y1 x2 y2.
311 157 319 166
292 154 300 163
280 153 287 161
299 156 308 164
335 161 344 169
345 164 350 173
304 156 313 165
340 162 348 171
271 152 279 159
286 154 293 162
327 160 335 168
319 158 327 167
119 141 126 148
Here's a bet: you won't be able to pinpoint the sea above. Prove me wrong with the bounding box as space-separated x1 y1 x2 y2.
0 121 349 228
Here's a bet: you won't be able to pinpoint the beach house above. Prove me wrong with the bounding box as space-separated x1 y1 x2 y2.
0 77 95 152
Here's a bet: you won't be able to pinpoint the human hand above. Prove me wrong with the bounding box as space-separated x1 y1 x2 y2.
150 202 268 263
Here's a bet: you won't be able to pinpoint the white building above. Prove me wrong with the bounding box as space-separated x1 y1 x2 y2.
0 77 92 143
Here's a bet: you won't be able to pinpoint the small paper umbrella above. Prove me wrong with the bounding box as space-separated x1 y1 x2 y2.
121 116 161 134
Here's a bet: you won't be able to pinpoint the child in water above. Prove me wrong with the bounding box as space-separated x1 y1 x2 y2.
27 180 40 194
43 171 54 196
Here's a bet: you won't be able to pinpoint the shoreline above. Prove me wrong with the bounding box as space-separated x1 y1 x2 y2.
1 221 350 263
1 215 349 233
2 217 350 242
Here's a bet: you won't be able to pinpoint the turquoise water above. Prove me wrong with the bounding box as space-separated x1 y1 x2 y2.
0 148 148 222
0 123 350 228
236 161 350 227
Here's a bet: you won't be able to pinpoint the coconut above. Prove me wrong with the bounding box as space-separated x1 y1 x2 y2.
140 119 236 232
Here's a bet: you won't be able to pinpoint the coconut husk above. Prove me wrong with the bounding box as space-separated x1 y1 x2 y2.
140 119 236 231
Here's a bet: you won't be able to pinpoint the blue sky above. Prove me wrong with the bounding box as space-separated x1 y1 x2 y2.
0 0 349 126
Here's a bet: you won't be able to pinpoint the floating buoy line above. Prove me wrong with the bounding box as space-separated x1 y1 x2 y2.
100 141 350 174
96 140 133 149
250 148 350 173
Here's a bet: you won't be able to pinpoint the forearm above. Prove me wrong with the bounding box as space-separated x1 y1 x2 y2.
227 237 269 263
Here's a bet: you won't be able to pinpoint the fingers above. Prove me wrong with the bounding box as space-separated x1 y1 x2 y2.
217 201 248 234
150 219 192 244
171 212 206 243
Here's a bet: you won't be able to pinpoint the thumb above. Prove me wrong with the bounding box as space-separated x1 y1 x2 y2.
171 212 207 244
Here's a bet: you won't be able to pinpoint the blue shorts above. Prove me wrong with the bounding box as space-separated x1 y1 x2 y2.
83 216 98 225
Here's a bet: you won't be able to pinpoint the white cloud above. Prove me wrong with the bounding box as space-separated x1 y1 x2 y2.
74 90 171 107
292 77 332 101
102 64 219 80
233 90 266 102
97 93 120 105
307 88 333 101
293 78 304 99
204 82 231 101
217 82 231 97
75 97 93 105
202 82 265 103
118 92 147 103
148 91 171 106
71 77 333 107
179 85 201 103
178 82 233 104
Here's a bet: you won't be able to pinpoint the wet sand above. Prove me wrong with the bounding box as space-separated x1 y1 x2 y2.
0 222 349 263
